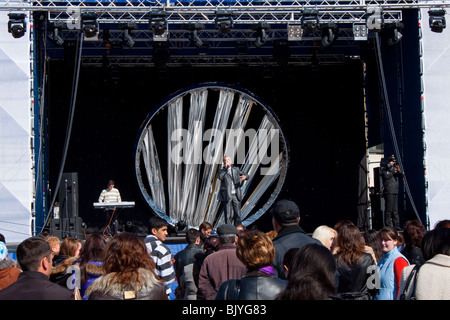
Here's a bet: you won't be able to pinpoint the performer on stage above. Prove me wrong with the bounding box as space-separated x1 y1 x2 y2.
381 155 404 230
98 180 121 237
217 156 248 226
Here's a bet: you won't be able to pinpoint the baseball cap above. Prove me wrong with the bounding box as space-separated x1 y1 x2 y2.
217 224 238 236
0 241 8 261
270 199 300 224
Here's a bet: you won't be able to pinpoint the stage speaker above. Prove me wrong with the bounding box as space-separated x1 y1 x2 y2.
58 172 79 219
50 217 83 239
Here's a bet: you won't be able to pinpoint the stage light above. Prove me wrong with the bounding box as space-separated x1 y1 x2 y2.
119 22 137 48
150 10 168 38
187 22 204 48
386 22 404 46
353 23 368 41
215 10 233 34
81 12 98 38
320 22 337 47
253 22 270 48
301 9 319 34
429 9 446 33
49 21 65 46
287 24 303 41
8 13 26 39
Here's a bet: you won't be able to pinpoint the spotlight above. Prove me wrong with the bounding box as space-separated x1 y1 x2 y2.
8 13 26 39
287 24 303 41
49 21 65 46
119 22 137 48
429 9 446 33
80 12 98 38
320 22 338 47
353 22 368 41
150 10 168 38
215 10 233 34
301 9 319 34
253 22 270 48
187 22 204 48
385 22 404 46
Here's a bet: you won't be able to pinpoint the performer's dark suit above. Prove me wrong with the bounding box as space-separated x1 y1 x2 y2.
217 166 248 226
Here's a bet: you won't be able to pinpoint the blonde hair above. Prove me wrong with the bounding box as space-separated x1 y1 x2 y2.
312 225 337 250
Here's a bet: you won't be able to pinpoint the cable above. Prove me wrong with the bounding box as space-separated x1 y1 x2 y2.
42 31 84 232
373 32 423 225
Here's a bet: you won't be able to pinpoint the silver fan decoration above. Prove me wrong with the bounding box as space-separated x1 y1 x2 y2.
135 83 289 228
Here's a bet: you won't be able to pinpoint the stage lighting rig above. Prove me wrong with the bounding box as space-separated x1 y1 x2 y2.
187 22 204 48
353 23 368 41
49 21 65 46
301 10 319 34
253 22 270 48
320 22 338 47
150 10 168 40
119 22 137 48
429 9 446 33
385 21 404 46
81 12 99 38
8 13 26 39
215 10 233 34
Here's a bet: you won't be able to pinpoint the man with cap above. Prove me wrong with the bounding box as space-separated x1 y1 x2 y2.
380 155 404 230
198 224 247 300
271 199 322 279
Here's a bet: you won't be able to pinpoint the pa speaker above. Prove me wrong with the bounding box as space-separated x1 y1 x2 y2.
58 172 79 219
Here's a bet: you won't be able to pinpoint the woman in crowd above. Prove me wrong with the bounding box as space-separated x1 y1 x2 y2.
50 237 82 287
312 225 337 251
363 229 383 263
374 227 409 300
86 232 167 300
401 219 426 266
277 243 337 300
215 230 287 300
77 233 106 300
399 227 450 300
333 224 377 299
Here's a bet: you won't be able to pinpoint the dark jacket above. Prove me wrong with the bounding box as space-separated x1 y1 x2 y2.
334 252 378 299
198 243 247 300
86 268 168 300
174 244 203 299
0 271 74 300
272 225 322 279
381 165 403 194
218 166 248 202
215 270 287 300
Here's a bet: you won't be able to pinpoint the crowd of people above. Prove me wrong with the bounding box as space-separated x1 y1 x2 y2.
0 199 449 301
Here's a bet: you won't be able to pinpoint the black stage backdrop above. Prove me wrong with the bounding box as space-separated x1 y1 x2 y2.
47 59 366 235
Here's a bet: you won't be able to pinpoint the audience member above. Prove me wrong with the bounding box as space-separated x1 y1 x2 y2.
276 243 337 300
44 235 61 256
374 227 409 300
401 219 426 266
333 224 378 300
0 237 75 300
282 248 300 279
193 235 220 299
199 221 213 247
398 227 450 300
270 199 322 279
434 219 450 229
78 233 106 300
144 216 176 297
174 228 203 300
198 224 246 300
50 237 82 287
86 232 167 300
363 229 383 263
0 241 21 290
215 230 287 300
312 225 337 251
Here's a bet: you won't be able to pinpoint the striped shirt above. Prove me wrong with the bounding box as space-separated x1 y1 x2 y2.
98 188 121 203
145 235 176 295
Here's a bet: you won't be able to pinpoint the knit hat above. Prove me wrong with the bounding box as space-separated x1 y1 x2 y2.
0 241 8 261
216 224 238 236
270 199 300 224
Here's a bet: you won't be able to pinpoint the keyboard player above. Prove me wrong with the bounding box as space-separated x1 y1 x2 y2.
98 180 122 237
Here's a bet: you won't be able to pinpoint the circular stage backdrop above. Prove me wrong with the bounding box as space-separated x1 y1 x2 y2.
134 83 289 228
